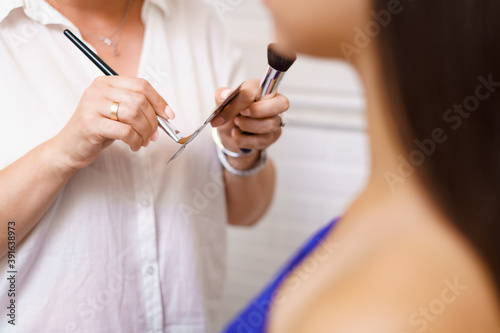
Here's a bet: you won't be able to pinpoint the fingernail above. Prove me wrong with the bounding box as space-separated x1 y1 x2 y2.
165 105 175 119
212 117 224 127
152 130 159 142
241 109 251 117
220 88 232 100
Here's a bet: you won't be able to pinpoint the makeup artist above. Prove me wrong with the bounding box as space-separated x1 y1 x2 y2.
0 0 287 332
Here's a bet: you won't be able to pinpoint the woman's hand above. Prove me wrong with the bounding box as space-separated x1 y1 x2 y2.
210 79 290 169
53 76 175 171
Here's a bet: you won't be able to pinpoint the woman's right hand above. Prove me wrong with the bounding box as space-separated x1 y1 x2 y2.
52 76 175 171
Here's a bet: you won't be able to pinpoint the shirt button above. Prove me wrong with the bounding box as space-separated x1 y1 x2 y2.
147 266 154 275
141 198 151 207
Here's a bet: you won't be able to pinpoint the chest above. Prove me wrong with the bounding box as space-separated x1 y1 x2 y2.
79 19 145 77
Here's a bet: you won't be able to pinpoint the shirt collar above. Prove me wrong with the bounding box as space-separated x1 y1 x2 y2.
0 0 23 23
0 0 171 25
146 0 170 17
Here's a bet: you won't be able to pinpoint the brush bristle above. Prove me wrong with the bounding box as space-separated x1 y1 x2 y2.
267 43 297 72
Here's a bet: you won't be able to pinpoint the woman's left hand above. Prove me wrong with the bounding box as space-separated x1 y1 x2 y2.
210 79 290 158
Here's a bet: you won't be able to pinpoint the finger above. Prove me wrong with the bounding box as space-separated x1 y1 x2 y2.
230 127 282 150
100 76 175 120
240 94 290 119
211 79 260 127
117 89 158 137
215 87 234 106
216 119 236 137
234 115 282 134
95 88 156 144
97 118 143 152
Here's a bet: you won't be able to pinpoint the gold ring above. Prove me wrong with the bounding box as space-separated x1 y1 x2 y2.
110 101 120 121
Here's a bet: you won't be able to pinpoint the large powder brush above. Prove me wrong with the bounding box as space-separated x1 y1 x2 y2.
260 43 297 98
233 43 297 155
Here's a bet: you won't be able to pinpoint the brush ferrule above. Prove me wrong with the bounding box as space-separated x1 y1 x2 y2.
260 66 286 99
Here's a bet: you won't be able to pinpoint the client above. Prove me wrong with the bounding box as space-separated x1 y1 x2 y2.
223 0 500 332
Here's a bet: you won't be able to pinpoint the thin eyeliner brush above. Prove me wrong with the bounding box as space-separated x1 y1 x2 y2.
63 29 180 142
64 29 118 76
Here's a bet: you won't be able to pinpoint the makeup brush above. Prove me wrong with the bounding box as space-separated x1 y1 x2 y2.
260 43 297 98
237 43 297 154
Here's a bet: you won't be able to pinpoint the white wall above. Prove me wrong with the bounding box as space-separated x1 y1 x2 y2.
214 0 371 330
218 0 366 130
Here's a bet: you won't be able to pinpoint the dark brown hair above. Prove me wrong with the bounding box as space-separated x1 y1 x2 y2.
375 0 500 293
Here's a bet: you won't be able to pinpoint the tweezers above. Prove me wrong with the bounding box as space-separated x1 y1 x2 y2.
166 84 242 163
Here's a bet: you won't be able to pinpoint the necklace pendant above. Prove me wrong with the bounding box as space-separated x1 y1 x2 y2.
102 37 112 46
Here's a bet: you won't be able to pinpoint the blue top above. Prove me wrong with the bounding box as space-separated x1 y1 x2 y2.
221 217 341 333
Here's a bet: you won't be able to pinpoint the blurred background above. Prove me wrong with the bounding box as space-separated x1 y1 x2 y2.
215 0 370 329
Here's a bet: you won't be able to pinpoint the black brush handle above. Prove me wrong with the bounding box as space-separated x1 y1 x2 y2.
64 29 181 144
64 29 118 76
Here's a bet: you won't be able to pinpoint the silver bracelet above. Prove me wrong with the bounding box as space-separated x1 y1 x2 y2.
216 145 267 177
212 127 254 158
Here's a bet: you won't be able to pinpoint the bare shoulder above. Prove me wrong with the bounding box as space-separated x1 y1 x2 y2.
288 225 500 333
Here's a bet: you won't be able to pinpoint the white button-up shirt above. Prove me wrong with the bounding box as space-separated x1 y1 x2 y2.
0 0 244 332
